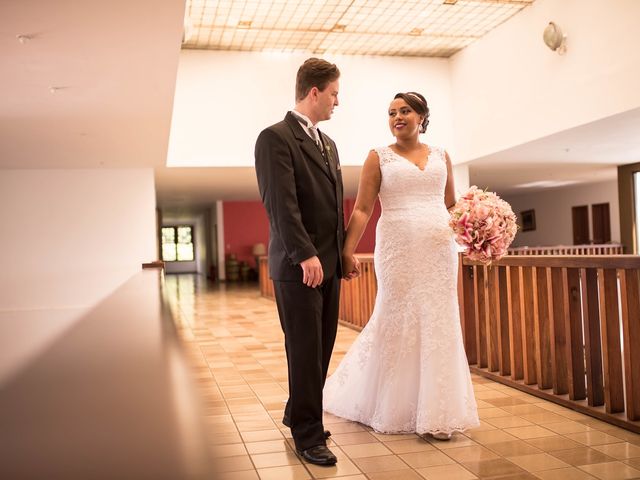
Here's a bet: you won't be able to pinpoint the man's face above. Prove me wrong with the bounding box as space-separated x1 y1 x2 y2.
314 79 339 121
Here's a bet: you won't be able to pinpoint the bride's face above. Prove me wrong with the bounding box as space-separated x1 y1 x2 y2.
388 98 422 138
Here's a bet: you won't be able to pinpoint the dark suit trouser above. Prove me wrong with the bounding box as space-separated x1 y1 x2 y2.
273 274 340 451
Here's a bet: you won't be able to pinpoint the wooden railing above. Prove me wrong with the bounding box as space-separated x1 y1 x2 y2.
258 255 376 330
509 244 624 255
460 255 640 433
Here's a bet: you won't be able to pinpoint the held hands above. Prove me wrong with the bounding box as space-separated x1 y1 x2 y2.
342 254 361 281
300 256 324 288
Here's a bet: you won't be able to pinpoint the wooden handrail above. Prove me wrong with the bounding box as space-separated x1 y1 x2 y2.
508 244 624 255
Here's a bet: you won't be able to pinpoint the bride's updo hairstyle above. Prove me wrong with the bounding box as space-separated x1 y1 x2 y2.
394 92 430 133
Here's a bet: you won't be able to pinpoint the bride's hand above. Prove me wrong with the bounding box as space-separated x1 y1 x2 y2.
342 254 361 281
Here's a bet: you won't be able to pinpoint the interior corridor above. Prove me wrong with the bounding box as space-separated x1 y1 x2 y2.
165 274 640 480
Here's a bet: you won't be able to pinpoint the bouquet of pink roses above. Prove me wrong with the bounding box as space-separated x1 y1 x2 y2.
449 186 518 263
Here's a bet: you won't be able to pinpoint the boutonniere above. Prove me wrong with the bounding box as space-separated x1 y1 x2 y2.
325 144 341 170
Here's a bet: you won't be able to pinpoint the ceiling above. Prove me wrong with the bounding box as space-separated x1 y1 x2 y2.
183 0 535 57
469 107 640 196
0 0 185 168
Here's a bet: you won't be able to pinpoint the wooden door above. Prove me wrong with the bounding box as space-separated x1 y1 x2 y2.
572 205 590 245
592 203 611 244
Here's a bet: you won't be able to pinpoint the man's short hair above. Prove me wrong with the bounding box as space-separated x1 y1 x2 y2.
295 58 340 102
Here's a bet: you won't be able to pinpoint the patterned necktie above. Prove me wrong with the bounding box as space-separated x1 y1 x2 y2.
309 125 323 152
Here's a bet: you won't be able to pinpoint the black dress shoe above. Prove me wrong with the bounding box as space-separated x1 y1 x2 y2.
296 445 337 466
324 429 331 439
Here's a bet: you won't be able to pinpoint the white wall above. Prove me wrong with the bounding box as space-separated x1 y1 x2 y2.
167 50 453 167
0 168 157 384
450 0 640 163
503 180 620 247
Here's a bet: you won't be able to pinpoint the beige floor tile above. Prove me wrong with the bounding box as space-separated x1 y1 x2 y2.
245 439 290 454
484 416 535 429
304 457 362 478
217 455 256 473
533 466 598 480
400 450 455 468
325 421 367 434
352 455 410 473
544 421 594 435
526 436 584 452
466 429 520 444
371 432 421 442
486 440 543 457
385 438 437 454
549 447 616 466
331 431 379 446
214 443 249 457
241 429 285 443
591 443 640 460
256 464 310 480
501 405 550 415
504 426 557 440
578 461 640 480
478 407 513 419
431 435 480 450
341 442 393 458
367 469 425 480
484 397 531 407
624 458 640 469
507 453 570 472
565 432 628 447
445 445 501 462
323 476 367 480
460 458 526 477
250 450 301 468
224 470 261 480
210 431 244 445
519 412 569 425
470 420 500 432
416 463 477 479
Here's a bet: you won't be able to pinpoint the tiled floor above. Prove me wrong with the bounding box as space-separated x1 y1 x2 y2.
165 275 640 480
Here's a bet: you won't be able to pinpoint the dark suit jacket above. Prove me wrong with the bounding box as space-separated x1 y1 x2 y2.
255 112 344 282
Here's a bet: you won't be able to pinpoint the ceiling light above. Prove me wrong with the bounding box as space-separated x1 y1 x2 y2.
409 28 423 36
443 0 458 5
238 20 252 29
331 24 347 33
16 34 31 44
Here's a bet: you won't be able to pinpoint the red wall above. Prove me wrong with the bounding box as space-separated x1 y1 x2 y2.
222 198 382 269
223 201 270 269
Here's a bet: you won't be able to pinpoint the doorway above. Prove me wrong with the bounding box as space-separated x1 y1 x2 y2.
572 205 590 245
591 203 611 244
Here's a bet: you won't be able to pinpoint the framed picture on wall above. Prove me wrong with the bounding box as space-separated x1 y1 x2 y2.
521 209 536 232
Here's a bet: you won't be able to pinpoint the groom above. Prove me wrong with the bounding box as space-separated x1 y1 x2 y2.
254 58 344 466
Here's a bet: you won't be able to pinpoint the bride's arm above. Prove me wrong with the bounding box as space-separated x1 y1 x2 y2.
444 150 457 210
343 150 382 279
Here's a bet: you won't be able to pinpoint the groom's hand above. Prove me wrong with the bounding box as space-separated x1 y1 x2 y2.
300 256 324 288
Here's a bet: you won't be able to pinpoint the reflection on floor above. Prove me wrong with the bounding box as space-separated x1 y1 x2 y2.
164 274 640 480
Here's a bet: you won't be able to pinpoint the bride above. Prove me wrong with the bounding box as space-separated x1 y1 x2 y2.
323 91 479 439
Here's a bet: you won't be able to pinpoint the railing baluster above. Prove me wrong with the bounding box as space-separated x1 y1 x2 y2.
598 268 625 413
498 267 511 376
474 266 488 368
486 266 500 372
534 267 553 390
507 266 524 380
520 266 537 385
548 267 568 395
563 267 586 400
582 268 605 407
620 268 640 421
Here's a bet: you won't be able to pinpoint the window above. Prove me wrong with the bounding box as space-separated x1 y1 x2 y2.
161 226 194 262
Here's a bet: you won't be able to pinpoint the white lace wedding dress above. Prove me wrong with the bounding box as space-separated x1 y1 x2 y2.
323 145 480 435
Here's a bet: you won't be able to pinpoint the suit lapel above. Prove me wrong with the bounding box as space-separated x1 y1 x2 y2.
318 131 338 183
284 112 334 183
